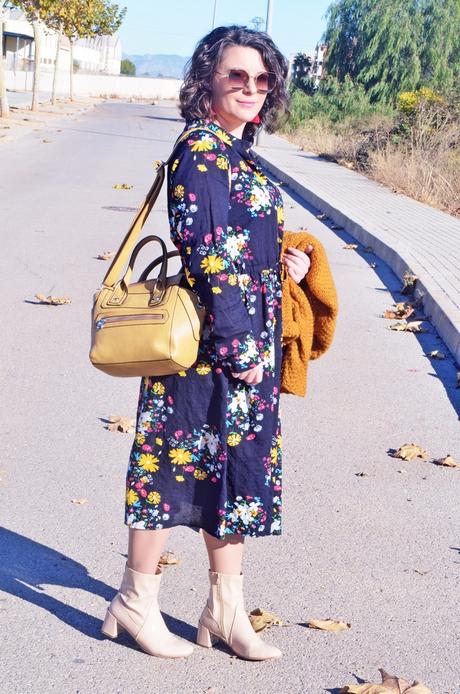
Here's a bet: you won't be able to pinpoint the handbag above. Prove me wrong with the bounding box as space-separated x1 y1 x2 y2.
89 125 230 377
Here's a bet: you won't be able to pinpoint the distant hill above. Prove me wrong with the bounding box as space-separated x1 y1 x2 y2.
123 53 189 79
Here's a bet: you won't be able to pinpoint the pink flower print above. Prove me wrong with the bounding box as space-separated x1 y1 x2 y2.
215 226 223 237
139 488 148 498
188 193 196 201
231 339 240 347
167 396 174 404
211 476 217 483
174 430 183 437
274 485 281 491
204 233 212 244
134 482 144 490
184 465 195 472
215 367 222 374
273 387 279 394
141 444 152 452
219 273 228 281
204 152 216 160
219 347 228 356
246 433 256 440
163 503 170 512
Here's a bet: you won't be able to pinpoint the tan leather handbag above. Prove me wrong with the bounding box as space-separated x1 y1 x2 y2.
89 125 229 377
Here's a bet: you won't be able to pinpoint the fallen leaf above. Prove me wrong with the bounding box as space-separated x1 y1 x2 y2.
390 444 429 462
343 243 358 250
388 320 428 333
42 139 52 143
105 416 135 433
35 293 71 305
340 667 432 693
432 454 459 468
426 350 445 359
307 618 351 631
70 498 88 505
249 607 284 632
158 550 181 566
316 213 327 220
96 251 115 260
113 183 133 189
383 302 415 320
400 271 418 295
355 471 370 477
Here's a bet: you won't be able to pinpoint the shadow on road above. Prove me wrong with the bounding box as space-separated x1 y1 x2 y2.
0 527 196 646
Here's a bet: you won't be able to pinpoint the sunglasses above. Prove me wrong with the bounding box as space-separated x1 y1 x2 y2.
215 68 276 94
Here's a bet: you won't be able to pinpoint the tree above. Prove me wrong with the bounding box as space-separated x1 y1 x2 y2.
419 0 460 94
121 57 135 75
0 1 12 117
290 52 315 95
45 1 126 101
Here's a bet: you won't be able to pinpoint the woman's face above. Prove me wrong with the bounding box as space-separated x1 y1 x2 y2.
210 45 270 133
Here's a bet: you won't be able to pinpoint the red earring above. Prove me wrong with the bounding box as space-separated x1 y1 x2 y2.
250 113 261 124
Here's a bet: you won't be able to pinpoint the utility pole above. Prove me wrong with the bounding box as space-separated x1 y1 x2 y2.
211 0 217 29
255 0 274 147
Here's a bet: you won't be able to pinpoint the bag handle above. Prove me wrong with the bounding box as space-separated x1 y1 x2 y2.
101 125 232 295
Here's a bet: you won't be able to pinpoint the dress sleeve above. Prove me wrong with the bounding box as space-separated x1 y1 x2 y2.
167 130 262 373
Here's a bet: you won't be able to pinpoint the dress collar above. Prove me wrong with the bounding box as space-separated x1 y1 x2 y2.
185 117 253 155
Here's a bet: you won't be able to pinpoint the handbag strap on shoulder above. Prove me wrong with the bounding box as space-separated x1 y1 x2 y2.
101 125 232 289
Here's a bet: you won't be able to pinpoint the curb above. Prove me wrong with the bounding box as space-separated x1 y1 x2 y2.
254 148 460 369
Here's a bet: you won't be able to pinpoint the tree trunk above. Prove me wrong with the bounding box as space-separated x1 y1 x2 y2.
31 21 41 112
51 25 62 106
69 40 74 101
0 15 9 118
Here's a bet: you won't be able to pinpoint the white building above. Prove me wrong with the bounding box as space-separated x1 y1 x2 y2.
2 7 121 76
312 43 327 85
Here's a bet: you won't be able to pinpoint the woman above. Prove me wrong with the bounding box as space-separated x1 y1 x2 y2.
101 25 312 661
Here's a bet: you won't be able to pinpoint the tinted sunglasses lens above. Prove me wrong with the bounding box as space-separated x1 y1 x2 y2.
256 72 275 92
227 69 247 87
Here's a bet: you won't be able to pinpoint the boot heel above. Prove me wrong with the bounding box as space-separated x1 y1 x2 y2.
101 609 124 638
197 621 218 648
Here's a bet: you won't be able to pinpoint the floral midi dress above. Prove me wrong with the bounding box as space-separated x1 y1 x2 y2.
124 117 284 539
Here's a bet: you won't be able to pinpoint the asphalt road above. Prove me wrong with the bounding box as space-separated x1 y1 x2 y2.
0 101 459 694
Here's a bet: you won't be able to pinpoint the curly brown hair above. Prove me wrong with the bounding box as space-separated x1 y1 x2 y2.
179 25 290 143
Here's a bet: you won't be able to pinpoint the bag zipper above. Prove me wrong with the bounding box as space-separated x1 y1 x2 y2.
96 313 165 329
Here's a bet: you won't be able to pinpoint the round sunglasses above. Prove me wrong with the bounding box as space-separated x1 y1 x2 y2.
215 68 276 94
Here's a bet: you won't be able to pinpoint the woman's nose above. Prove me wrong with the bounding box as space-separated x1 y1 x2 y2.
243 77 258 95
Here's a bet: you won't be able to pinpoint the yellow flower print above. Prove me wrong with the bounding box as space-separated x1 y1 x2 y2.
175 474 185 482
152 382 165 395
174 184 184 199
126 489 139 506
196 362 211 375
191 138 214 152
214 128 233 146
147 491 161 504
171 158 179 172
178 370 187 377
276 206 284 225
227 274 237 285
169 448 193 465
276 434 282 447
227 432 241 446
186 246 192 254
216 156 228 170
211 286 222 294
239 160 249 171
194 469 207 480
184 266 196 286
135 433 145 446
201 255 225 274
139 453 160 472
155 437 163 446
270 447 278 464
254 170 267 185
197 164 208 172
140 475 150 484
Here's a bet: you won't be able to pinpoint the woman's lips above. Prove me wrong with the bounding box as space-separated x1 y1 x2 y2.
237 101 257 108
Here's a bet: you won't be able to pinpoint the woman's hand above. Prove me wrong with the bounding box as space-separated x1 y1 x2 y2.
281 245 313 283
230 362 264 385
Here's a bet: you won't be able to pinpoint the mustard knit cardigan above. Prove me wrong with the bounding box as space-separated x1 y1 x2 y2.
280 230 339 397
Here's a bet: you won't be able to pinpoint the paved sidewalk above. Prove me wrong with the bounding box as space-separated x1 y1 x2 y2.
254 133 460 367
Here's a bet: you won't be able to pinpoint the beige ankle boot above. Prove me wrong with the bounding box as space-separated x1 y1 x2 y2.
101 562 194 658
196 570 282 660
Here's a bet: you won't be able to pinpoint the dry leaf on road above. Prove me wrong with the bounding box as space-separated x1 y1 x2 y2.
106 416 135 433
389 320 428 333
383 302 415 320
70 498 88 505
340 667 432 693
432 454 459 468
426 350 445 359
35 293 71 305
343 243 358 250
96 251 115 260
248 607 284 632
307 618 351 631
158 550 181 566
113 183 133 189
390 444 429 461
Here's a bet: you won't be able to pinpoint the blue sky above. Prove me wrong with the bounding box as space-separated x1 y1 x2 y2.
119 0 332 58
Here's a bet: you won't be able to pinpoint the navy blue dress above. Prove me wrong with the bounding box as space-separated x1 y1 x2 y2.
124 118 284 538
